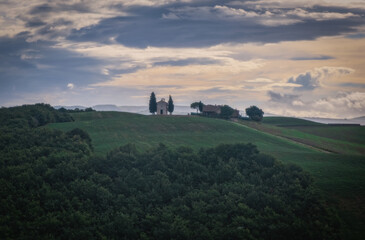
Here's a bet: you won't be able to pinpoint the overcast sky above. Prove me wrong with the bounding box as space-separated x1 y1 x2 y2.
1 0 365 118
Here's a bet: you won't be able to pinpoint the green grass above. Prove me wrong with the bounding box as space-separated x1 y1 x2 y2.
263 116 324 126
237 117 365 239
47 111 365 198
240 119 365 155
288 126 365 145
47 111 365 239
48 112 317 156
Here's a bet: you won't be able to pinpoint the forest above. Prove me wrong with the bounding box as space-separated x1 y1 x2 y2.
0 104 340 239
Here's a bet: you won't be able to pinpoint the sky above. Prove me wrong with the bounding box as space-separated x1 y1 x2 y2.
1 0 365 118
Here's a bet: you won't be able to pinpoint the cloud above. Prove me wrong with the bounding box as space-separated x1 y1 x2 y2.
92 58 263 88
312 92 365 118
313 92 365 111
239 0 365 10
340 82 365 88
245 78 274 83
153 57 222 66
66 3 365 48
292 100 304 106
1 1 364 48
266 91 365 118
0 34 108 104
268 91 300 102
287 8 359 21
288 66 354 90
290 55 334 61
163 5 359 26
267 91 305 106
162 5 301 26
0 1 129 40
67 83 74 89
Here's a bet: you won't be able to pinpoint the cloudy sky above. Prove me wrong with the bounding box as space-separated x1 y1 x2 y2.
1 0 365 118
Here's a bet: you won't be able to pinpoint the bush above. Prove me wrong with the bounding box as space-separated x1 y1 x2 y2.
246 105 264 122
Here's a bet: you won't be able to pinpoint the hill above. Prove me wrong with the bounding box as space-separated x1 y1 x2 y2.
245 117 365 155
1 105 342 239
47 111 365 239
48 112 318 156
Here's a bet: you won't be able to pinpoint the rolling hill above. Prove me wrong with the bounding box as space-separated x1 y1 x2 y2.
47 111 365 239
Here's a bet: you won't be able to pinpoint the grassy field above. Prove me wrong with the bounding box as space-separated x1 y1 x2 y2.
48 112 317 156
286 125 365 145
264 116 365 146
47 112 365 239
241 117 365 155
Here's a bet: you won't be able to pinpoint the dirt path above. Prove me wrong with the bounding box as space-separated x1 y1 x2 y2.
233 121 334 154
272 134 333 154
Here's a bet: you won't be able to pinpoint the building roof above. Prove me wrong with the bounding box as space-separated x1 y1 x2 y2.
202 105 221 112
157 101 167 105
157 98 168 105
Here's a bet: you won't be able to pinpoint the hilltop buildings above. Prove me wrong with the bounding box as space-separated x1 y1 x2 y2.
202 105 239 118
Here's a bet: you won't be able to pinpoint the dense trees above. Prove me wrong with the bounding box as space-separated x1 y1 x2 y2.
0 103 73 128
246 105 264 122
149 92 157 115
0 104 340 239
59 107 95 113
220 105 235 119
168 95 174 115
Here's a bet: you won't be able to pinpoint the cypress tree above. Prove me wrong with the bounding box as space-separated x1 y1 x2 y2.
149 92 157 114
168 95 174 115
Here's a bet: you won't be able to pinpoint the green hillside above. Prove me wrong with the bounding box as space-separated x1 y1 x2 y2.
47 112 365 197
48 112 317 156
241 118 365 155
286 125 365 145
48 111 365 239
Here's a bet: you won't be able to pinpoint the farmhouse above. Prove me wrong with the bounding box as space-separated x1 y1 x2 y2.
202 105 221 116
202 104 240 118
157 98 168 115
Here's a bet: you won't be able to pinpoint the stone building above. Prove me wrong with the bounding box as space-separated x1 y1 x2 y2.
202 105 221 116
157 98 168 115
202 104 240 118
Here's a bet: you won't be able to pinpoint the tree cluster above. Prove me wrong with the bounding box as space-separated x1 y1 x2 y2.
189 102 265 121
245 106 264 122
0 103 73 128
0 104 340 239
58 107 95 113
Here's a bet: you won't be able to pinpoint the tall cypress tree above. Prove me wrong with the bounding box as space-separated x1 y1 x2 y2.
168 95 174 115
149 92 157 115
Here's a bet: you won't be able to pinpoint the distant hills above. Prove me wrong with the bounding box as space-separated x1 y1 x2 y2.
303 116 365 126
